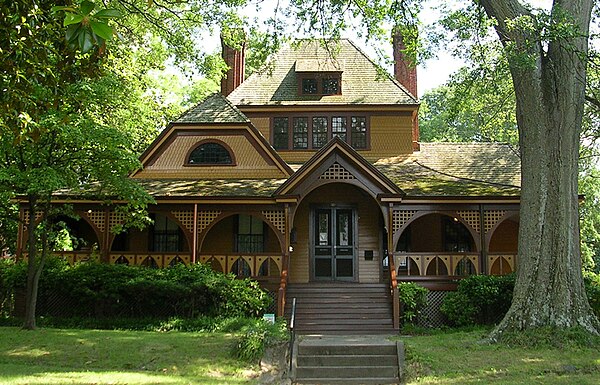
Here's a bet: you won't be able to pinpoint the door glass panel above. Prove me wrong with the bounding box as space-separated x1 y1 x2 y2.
315 258 332 277
316 211 330 246
336 258 353 277
336 210 352 246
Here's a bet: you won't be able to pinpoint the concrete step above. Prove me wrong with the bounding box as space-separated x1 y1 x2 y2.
298 354 397 366
295 377 399 384
296 365 399 379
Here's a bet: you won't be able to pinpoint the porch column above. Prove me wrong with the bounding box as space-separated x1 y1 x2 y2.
192 203 198 263
277 203 291 317
388 203 400 330
479 204 488 274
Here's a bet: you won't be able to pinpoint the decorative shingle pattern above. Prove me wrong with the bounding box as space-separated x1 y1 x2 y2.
227 39 418 106
176 93 249 123
374 143 521 197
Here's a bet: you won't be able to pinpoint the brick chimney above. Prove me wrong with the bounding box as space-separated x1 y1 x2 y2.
392 26 420 151
220 29 246 96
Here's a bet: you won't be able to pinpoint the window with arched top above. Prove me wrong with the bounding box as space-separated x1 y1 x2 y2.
187 141 234 165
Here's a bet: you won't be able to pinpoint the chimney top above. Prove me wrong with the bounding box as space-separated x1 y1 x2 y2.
392 26 418 98
220 29 246 96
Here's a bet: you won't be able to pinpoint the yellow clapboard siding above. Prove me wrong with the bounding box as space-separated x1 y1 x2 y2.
367 115 413 160
249 117 270 140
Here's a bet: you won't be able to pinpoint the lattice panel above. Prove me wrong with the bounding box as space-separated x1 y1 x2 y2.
393 210 417 233
319 162 355 180
172 210 195 233
198 210 221 233
23 210 43 224
85 210 106 232
456 210 480 233
484 210 506 233
262 210 286 234
109 211 126 229
417 290 450 328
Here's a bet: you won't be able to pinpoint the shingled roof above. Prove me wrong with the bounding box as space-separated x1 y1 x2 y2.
227 39 418 106
374 143 521 197
176 92 249 123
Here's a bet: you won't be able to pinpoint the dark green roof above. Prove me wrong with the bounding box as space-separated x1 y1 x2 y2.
176 92 249 124
227 39 418 106
374 143 521 197
136 178 286 198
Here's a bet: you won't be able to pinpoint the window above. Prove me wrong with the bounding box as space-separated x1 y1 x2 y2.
322 77 340 95
331 116 347 141
299 73 342 95
312 117 328 148
350 116 367 149
236 215 264 253
273 117 289 149
293 117 308 149
443 217 473 252
188 142 232 165
271 114 368 150
151 214 183 252
302 78 318 94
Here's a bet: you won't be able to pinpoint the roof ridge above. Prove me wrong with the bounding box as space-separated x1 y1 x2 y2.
176 92 249 123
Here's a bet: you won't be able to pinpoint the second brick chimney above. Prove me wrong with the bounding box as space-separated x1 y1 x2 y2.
220 29 246 96
392 26 419 150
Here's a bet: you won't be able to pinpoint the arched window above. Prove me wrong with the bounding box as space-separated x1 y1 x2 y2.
187 142 233 165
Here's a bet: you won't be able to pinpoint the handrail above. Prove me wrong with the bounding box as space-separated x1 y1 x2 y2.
388 252 400 330
277 254 289 317
288 297 297 375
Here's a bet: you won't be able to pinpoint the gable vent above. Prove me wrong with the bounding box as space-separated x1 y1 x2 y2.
319 162 356 180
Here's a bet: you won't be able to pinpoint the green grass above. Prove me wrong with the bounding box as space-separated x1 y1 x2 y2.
402 328 600 384
0 327 259 385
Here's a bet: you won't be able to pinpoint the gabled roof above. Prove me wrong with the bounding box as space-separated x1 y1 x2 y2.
228 39 418 106
275 136 404 197
176 92 249 123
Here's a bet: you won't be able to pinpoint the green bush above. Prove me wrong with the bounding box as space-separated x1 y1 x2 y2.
0 257 272 319
398 282 428 325
441 274 515 326
233 318 289 363
583 271 600 319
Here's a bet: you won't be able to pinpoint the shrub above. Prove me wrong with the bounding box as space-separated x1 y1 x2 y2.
583 271 600 319
441 274 515 326
398 282 428 325
233 318 289 363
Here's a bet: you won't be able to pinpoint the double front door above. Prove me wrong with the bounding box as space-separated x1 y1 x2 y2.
311 207 356 281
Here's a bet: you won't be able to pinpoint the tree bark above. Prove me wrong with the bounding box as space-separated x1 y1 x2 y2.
478 0 600 338
22 196 45 330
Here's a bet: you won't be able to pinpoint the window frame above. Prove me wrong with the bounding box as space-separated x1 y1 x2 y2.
270 113 370 151
184 139 236 167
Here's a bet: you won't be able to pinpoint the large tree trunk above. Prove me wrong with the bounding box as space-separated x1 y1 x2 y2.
479 0 600 338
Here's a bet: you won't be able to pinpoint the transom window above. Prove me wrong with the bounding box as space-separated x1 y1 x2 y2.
187 142 233 165
273 114 368 150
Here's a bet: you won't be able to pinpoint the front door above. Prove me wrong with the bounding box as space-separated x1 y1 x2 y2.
312 207 356 281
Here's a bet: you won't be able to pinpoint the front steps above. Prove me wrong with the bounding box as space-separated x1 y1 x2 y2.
285 283 395 334
293 335 403 384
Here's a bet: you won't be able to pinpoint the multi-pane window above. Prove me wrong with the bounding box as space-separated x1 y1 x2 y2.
331 116 347 141
272 115 366 150
350 116 367 149
273 117 289 149
188 142 232 164
302 78 318 94
293 117 309 149
443 217 473 252
237 215 264 253
322 77 340 95
151 214 183 252
312 117 328 149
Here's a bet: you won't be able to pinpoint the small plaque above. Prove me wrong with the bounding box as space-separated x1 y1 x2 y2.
364 250 374 261
263 313 275 324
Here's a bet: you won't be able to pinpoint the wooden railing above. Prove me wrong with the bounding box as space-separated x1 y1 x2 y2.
109 252 192 267
393 252 517 277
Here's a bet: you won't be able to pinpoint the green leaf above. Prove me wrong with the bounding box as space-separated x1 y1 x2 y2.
63 13 84 27
78 30 94 53
94 9 122 19
51 6 77 13
90 21 113 41
80 1 95 16
65 24 80 44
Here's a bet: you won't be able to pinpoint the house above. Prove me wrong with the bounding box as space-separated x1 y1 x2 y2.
15 34 521 331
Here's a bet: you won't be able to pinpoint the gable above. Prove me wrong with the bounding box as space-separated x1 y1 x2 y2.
275 137 403 199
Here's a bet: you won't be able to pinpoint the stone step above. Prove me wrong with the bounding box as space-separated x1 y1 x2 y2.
298 354 397 366
295 377 399 384
298 342 396 356
295 365 399 379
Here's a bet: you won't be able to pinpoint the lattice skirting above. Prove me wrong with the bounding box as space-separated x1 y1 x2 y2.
416 290 450 328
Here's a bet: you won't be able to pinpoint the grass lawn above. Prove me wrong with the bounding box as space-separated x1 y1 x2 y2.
402 328 600 385
0 327 259 385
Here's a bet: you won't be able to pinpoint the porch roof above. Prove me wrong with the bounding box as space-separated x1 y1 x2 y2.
134 178 287 197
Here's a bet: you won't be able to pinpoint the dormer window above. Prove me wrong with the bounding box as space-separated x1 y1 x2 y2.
298 73 342 95
187 140 235 165
296 59 343 96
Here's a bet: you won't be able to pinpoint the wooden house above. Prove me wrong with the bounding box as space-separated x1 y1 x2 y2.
16 36 521 332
